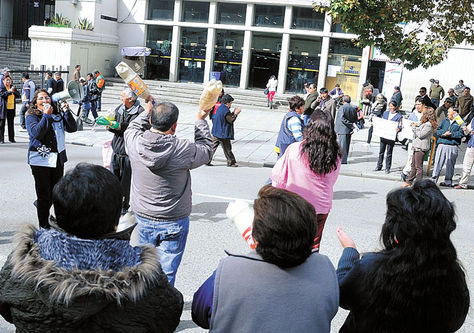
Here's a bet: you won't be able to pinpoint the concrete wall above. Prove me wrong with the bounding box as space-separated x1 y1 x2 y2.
400 44 474 108
29 26 119 77
0 0 14 36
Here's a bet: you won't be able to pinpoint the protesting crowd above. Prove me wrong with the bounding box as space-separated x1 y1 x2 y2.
0 64 471 333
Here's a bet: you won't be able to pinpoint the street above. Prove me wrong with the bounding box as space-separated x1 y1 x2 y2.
0 138 472 332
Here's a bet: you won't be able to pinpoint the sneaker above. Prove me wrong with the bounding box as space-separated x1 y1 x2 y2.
454 185 467 189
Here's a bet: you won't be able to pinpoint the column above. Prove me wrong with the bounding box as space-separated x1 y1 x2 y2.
204 2 217 83
358 46 371 101
277 5 292 93
169 0 182 82
317 13 332 90
240 4 254 89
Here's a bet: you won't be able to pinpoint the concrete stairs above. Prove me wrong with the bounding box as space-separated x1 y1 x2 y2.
0 38 31 71
103 77 292 112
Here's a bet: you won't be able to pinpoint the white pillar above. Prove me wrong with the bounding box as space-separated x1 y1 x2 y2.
358 46 371 101
204 2 217 83
277 5 292 93
240 4 254 89
317 13 332 90
169 0 182 82
278 34 290 94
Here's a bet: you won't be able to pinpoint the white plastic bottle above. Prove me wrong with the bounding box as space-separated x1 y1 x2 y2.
226 200 256 250
115 61 151 100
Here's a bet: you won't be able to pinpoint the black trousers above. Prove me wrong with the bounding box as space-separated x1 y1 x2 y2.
30 165 64 228
0 109 15 142
377 138 395 171
111 153 132 211
211 136 236 165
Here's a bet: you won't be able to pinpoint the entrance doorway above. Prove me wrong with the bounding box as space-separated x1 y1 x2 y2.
249 51 280 89
178 28 207 83
367 60 386 94
248 32 282 89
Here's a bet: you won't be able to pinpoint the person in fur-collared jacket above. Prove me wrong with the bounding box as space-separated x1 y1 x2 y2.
0 163 183 333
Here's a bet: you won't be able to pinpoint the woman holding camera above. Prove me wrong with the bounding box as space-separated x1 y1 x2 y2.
26 89 77 228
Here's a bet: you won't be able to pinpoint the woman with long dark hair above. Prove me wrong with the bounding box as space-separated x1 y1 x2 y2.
26 89 77 228
336 179 469 332
402 107 437 187
271 111 342 251
0 74 20 143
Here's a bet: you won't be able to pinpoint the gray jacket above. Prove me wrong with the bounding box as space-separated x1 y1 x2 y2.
124 111 212 220
210 251 339 333
412 121 433 151
335 103 358 135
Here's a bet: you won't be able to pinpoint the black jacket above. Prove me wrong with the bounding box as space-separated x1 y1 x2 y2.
0 224 183 333
109 101 145 156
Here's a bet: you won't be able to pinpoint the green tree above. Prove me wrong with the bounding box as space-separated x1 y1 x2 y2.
313 0 474 69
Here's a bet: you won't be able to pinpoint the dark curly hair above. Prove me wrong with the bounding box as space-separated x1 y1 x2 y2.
300 111 342 174
351 179 469 332
288 95 304 110
252 186 316 269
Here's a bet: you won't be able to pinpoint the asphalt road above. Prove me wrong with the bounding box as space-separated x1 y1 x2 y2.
0 139 472 332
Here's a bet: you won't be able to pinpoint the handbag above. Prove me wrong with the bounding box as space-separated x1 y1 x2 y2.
28 146 58 168
264 88 269 95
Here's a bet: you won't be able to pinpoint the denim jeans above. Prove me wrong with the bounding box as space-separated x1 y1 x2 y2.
135 214 190 286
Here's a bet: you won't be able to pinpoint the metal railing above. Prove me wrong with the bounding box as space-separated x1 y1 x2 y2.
0 34 31 52
8 66 70 96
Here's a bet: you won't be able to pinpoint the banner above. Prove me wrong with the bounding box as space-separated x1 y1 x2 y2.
398 118 415 141
382 62 403 99
373 117 398 141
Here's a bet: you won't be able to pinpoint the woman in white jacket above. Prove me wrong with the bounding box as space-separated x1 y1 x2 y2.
266 75 278 109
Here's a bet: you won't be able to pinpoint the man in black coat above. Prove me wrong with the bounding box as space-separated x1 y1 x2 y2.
108 87 145 215
335 95 358 164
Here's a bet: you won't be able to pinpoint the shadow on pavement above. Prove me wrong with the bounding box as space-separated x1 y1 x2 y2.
333 190 377 200
191 202 229 223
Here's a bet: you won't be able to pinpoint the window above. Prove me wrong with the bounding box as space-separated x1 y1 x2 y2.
253 5 284 28
286 36 322 93
145 26 173 80
216 3 246 25
182 1 210 23
213 30 245 86
292 7 324 31
148 0 174 21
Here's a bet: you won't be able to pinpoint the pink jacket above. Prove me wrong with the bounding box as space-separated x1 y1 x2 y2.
271 141 341 215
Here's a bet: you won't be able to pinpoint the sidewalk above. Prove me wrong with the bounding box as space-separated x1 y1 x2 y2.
11 97 469 184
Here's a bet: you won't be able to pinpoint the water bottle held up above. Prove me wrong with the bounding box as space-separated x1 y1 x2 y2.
226 200 256 250
200 79 223 111
115 62 151 101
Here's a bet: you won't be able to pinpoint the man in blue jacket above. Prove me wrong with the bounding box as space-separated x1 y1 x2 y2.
209 94 241 167
431 107 464 186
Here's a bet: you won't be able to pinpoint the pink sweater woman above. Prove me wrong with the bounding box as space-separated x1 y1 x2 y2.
271 111 341 251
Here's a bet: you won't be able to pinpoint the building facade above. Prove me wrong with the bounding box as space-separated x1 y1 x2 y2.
2 0 471 106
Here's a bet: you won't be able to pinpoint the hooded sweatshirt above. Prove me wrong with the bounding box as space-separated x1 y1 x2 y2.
124 111 212 220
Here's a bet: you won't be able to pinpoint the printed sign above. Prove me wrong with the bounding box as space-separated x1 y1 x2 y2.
373 117 399 141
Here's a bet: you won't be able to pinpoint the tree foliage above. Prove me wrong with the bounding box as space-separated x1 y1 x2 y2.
313 0 474 69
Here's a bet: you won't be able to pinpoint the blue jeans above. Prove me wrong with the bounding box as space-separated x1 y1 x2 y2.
135 214 190 286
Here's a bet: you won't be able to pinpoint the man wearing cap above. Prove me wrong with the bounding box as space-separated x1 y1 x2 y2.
429 80 445 108
455 87 473 118
19 73 36 130
436 98 454 125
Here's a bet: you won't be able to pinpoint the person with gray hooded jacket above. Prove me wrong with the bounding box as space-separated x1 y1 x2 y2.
124 99 212 286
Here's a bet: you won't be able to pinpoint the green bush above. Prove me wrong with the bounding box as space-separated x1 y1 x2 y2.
48 13 71 28
75 17 94 31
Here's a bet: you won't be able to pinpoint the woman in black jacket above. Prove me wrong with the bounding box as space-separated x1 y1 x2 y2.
335 179 469 333
26 89 77 228
0 74 20 143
